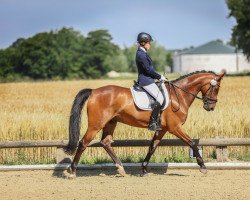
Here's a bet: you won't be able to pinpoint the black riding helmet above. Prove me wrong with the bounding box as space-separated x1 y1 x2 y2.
137 32 153 44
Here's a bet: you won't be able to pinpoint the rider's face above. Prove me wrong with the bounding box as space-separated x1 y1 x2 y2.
144 42 151 50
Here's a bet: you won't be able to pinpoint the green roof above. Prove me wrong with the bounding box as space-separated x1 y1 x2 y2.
181 41 237 55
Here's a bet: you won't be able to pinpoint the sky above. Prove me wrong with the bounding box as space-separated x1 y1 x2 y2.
0 0 236 50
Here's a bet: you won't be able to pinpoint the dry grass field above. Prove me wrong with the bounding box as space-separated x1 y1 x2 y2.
0 77 249 164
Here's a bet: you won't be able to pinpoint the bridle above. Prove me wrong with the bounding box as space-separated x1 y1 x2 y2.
166 78 220 112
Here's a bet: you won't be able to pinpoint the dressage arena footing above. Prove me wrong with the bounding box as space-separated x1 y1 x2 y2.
0 162 249 171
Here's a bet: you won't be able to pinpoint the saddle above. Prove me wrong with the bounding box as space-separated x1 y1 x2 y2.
130 81 169 111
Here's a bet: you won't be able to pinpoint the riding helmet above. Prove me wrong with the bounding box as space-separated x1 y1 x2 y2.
137 32 153 44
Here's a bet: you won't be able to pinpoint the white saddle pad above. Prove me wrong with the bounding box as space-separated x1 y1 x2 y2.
130 84 169 111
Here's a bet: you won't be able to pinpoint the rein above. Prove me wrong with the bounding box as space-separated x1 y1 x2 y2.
166 80 219 112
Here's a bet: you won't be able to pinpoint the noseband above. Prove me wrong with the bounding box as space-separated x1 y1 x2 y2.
167 78 220 112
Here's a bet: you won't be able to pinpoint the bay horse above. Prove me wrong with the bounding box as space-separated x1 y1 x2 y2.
64 70 225 178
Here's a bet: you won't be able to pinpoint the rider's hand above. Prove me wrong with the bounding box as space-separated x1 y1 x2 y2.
160 75 166 81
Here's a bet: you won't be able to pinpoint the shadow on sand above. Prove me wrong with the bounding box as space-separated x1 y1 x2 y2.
52 162 189 179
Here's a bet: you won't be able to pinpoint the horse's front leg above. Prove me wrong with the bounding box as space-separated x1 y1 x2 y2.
141 130 166 176
171 125 207 174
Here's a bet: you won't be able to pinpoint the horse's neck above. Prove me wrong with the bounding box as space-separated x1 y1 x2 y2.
174 74 211 108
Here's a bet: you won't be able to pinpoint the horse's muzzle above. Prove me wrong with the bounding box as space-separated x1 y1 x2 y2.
203 104 215 111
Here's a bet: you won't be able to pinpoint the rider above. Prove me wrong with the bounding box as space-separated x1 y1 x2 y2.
136 32 166 131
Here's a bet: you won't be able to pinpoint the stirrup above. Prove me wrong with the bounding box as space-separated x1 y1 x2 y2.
148 122 162 131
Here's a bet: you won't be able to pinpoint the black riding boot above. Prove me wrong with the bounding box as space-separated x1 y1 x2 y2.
148 102 162 131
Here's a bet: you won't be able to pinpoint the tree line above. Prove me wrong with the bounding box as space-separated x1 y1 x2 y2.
0 27 172 81
1 0 249 82
227 0 250 60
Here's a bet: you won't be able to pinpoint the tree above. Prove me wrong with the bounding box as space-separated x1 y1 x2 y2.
0 28 122 80
5 27 86 79
0 49 14 77
166 52 173 72
104 50 129 72
0 27 172 81
123 45 137 72
82 30 119 78
227 0 250 60
52 27 86 79
148 42 168 72
0 47 22 81
123 43 170 73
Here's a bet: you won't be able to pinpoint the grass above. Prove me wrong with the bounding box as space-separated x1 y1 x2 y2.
1 148 56 165
0 76 249 164
233 154 250 161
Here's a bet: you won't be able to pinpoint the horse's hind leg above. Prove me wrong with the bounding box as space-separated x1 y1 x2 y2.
69 128 98 178
171 125 207 174
141 130 166 176
100 120 126 176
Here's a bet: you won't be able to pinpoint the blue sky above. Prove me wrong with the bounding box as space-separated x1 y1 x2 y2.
0 0 236 49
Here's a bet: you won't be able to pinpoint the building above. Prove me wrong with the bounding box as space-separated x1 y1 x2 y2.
173 40 250 73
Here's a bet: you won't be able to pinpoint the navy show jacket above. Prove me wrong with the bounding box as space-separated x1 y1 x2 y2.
136 47 161 86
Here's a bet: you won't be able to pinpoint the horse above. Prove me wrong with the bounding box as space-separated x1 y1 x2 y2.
64 70 225 178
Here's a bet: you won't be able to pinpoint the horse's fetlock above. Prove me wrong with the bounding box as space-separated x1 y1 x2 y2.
196 157 204 166
142 161 148 167
100 139 112 147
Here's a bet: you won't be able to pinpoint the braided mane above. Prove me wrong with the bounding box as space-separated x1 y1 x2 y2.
172 70 216 82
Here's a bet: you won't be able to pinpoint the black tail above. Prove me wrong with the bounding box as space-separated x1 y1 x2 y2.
64 88 92 155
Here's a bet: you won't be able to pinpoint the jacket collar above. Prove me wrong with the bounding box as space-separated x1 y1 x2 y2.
138 46 147 53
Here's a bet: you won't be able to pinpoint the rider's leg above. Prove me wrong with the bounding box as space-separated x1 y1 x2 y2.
148 101 161 131
142 83 164 131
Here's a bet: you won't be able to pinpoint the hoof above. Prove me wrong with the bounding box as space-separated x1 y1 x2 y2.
67 173 76 179
199 167 208 174
140 172 149 177
116 164 126 177
67 166 73 173
65 166 76 179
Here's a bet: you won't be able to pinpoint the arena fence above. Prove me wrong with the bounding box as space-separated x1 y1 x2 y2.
0 138 249 163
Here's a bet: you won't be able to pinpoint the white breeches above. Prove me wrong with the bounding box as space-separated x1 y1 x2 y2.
142 83 164 105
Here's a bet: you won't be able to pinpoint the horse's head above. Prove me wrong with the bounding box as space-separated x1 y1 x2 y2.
200 72 225 111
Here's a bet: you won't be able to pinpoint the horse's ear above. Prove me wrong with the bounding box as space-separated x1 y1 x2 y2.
217 71 225 81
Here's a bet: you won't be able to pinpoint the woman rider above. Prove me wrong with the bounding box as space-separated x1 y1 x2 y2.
136 32 166 131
